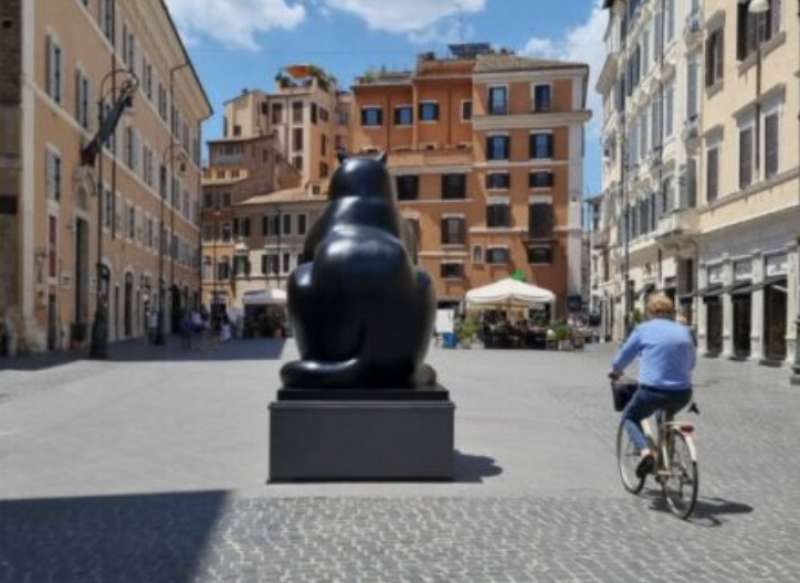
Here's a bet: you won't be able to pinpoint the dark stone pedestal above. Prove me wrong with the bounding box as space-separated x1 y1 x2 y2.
269 386 455 482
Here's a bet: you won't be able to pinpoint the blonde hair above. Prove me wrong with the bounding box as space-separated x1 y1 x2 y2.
646 294 674 318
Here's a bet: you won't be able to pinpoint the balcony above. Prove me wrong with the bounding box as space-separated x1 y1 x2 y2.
592 227 610 249
681 115 700 149
655 208 699 244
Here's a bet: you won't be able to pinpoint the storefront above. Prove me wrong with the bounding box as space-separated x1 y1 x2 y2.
763 275 788 363
702 285 723 357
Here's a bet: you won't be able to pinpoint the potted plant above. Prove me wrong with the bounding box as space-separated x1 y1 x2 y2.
554 323 574 351
455 316 479 349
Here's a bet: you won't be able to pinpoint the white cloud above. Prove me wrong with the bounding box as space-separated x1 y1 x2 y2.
165 0 306 51
521 1 608 137
322 0 486 42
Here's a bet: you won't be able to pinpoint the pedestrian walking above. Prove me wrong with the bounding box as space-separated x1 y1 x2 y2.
147 308 158 343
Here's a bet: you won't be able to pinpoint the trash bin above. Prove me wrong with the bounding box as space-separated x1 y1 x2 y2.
442 332 457 348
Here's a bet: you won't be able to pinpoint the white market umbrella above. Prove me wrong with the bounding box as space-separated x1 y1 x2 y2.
465 277 556 310
241 288 287 306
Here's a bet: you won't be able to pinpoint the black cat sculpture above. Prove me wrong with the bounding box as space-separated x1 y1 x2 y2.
280 153 437 389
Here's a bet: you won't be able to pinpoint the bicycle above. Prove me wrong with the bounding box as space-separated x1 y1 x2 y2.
612 379 700 520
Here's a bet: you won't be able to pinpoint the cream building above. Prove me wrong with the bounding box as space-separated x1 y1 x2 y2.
695 0 799 365
596 0 799 371
0 0 211 355
201 66 351 313
597 0 705 341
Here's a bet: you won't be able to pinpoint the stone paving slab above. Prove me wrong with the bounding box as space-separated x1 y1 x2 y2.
1 339 799 581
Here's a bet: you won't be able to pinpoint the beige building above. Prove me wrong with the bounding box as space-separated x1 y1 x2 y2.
351 45 591 316
695 0 799 365
595 0 799 369
201 65 351 313
0 0 211 355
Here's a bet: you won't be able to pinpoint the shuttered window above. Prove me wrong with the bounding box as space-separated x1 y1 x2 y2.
528 203 553 239
764 112 779 179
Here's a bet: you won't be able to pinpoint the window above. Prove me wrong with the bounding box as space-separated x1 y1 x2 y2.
272 103 283 124
48 216 57 278
261 254 279 276
292 128 303 151
533 84 552 112
143 60 152 100
310 103 318 125
486 203 511 228
441 174 466 200
221 223 232 242
418 102 439 122
461 101 472 121
472 245 483 263
527 246 553 264
218 257 230 280
739 126 754 189
74 70 90 129
764 111 779 179
661 175 674 214
395 175 419 201
45 36 62 103
488 86 507 115
440 263 464 278
666 0 675 42
298 214 307 235
101 187 112 228
321 135 327 157
158 84 167 121
441 217 465 245
705 29 724 88
706 147 720 202
233 256 250 277
282 253 291 274
292 156 303 171
528 203 554 239
46 149 61 201
100 0 114 40
687 56 699 120
529 171 554 188
128 205 135 239
320 162 329 178
737 0 782 61
486 173 510 189
530 133 554 159
282 214 291 235
319 107 329 123
292 101 303 123
665 85 674 137
486 247 510 264
394 106 413 126
125 127 138 171
486 135 509 160
361 107 382 126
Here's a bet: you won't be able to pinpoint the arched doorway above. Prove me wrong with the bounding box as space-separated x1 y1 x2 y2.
124 272 134 338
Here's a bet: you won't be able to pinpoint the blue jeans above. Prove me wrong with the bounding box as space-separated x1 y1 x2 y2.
622 387 693 450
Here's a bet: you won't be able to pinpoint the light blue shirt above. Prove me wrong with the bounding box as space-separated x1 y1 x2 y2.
612 318 695 391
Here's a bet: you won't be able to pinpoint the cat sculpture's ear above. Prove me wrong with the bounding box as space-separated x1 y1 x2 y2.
337 149 348 164
376 151 387 166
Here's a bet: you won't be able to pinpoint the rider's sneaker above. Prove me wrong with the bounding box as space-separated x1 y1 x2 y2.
636 453 655 479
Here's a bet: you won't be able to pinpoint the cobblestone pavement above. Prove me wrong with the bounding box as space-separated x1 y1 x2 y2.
1 339 799 582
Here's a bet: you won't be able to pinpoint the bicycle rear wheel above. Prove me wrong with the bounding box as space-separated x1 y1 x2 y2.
661 429 699 519
617 421 645 494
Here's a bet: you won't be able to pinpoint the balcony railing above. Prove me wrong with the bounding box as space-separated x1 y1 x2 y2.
655 208 699 242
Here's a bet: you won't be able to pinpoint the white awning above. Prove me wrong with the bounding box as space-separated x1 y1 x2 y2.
241 288 287 306
465 277 556 309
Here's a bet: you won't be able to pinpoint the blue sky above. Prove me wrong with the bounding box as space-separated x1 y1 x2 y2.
166 0 607 195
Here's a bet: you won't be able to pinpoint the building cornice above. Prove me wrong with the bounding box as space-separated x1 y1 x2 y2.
472 110 591 131
472 69 587 85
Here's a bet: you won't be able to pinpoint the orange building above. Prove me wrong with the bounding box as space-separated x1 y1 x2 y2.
351 44 591 316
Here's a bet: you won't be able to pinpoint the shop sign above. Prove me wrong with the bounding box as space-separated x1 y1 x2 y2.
707 264 723 285
765 253 788 277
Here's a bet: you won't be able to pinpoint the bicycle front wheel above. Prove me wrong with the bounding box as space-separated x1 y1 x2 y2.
617 421 645 494
661 429 699 519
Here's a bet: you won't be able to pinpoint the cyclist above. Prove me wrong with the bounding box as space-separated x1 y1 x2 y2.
609 294 695 478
